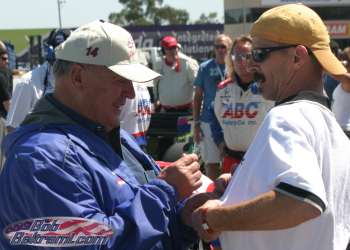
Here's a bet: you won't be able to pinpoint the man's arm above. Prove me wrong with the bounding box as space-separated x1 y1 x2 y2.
2 147 196 249
191 105 326 241
209 107 224 146
193 190 321 237
186 58 199 84
342 80 350 92
152 79 160 106
152 60 162 110
193 86 203 143
332 73 350 92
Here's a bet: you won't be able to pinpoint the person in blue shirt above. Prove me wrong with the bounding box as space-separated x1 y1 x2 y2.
0 20 204 250
193 34 232 180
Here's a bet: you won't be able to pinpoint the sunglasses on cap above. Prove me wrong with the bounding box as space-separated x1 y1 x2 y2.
215 44 227 50
251 45 297 63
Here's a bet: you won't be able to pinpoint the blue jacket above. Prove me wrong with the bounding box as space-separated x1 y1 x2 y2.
0 97 196 250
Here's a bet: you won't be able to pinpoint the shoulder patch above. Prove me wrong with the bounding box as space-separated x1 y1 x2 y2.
217 78 233 89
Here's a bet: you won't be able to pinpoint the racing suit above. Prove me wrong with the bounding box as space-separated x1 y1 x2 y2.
211 77 274 173
0 94 196 250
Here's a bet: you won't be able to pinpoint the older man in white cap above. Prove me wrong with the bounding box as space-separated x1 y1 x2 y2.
189 4 350 250
0 20 203 250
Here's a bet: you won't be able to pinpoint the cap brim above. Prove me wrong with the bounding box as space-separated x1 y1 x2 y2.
313 48 347 76
108 63 160 83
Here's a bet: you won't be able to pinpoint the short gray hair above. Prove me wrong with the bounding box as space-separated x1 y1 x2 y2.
53 59 74 78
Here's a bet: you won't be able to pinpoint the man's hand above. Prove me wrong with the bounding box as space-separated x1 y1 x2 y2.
158 154 202 200
181 192 220 227
193 124 202 144
218 142 226 159
191 199 222 242
331 72 350 92
213 173 231 197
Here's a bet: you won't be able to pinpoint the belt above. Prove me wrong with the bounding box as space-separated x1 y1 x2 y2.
162 102 192 112
224 147 245 160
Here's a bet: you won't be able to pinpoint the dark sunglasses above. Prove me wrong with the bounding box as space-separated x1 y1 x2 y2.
251 45 297 63
1 56 8 61
215 44 227 50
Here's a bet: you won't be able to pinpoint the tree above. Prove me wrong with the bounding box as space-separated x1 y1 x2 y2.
194 12 220 24
109 0 189 26
109 0 153 26
154 6 189 25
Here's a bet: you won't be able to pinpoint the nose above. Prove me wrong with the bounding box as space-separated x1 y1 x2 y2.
237 58 249 66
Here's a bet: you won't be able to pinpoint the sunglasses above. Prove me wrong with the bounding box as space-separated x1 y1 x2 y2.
1 56 8 61
215 44 227 50
232 53 250 62
251 45 297 63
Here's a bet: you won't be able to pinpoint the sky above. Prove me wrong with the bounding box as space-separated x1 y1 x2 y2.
0 0 224 30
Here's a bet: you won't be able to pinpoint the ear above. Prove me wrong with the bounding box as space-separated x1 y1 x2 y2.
293 45 309 68
69 64 85 90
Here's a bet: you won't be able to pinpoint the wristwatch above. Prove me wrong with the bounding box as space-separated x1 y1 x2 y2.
201 208 214 233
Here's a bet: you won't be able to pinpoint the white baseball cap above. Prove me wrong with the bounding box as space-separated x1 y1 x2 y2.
55 20 160 83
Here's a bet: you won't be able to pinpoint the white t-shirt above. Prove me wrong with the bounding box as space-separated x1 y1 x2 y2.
332 84 350 131
6 62 54 128
153 53 198 107
219 98 350 250
214 79 274 151
120 83 151 146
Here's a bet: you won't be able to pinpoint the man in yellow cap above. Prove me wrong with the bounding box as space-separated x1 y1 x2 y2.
187 4 350 250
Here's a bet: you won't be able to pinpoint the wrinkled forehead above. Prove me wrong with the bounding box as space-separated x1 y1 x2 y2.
84 63 126 79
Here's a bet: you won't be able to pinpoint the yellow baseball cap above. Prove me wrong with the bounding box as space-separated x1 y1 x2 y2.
250 3 346 76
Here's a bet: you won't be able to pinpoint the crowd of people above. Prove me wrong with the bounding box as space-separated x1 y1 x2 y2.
0 3 349 250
